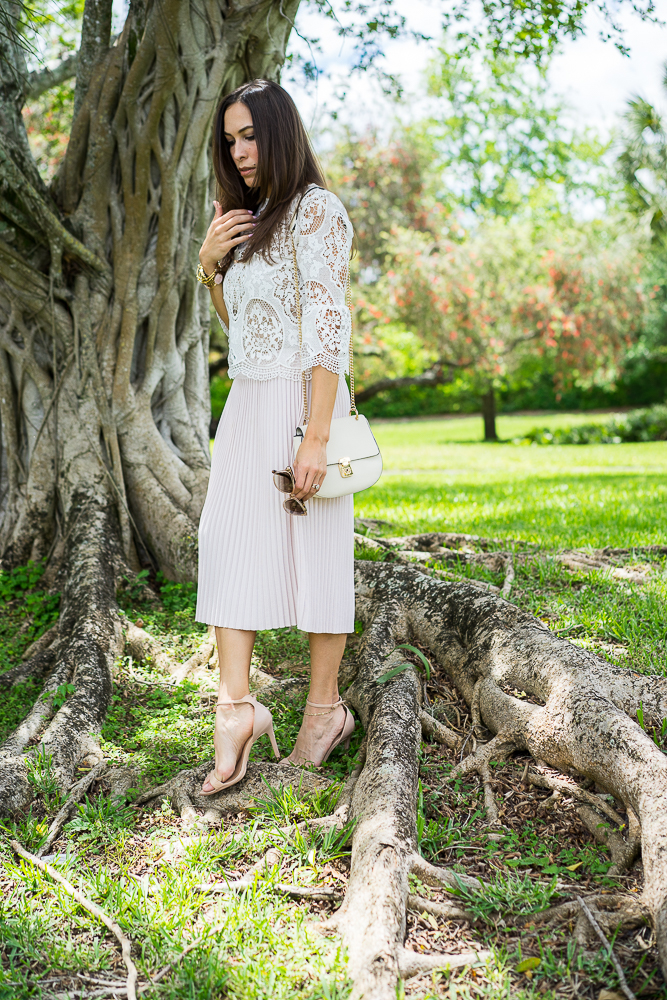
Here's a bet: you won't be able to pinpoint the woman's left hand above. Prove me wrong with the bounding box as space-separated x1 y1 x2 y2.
293 434 327 500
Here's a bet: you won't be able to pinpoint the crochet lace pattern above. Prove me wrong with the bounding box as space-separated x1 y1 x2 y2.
220 186 352 382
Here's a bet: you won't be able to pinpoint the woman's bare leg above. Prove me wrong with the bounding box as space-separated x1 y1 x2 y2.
287 632 348 766
202 626 256 791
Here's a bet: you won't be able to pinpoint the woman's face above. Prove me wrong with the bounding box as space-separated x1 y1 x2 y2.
224 102 258 187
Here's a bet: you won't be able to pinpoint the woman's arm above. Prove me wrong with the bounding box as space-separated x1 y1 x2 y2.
292 365 338 500
290 189 353 501
199 200 255 328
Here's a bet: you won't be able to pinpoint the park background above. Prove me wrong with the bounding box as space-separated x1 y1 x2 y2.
4 0 667 998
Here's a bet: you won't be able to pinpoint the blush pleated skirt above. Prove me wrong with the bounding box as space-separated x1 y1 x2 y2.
196 375 355 634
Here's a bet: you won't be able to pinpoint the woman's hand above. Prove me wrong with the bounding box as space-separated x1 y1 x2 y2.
199 201 255 273
293 433 328 500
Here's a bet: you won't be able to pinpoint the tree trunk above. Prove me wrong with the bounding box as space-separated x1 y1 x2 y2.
0 0 298 806
482 385 497 441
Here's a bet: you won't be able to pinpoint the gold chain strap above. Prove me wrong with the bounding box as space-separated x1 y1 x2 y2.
290 232 310 424
290 227 357 426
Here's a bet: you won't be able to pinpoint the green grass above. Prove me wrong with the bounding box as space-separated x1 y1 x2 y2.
2 410 667 998
356 411 667 547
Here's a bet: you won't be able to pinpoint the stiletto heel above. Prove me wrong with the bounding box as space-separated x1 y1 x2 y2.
202 694 280 795
268 723 280 759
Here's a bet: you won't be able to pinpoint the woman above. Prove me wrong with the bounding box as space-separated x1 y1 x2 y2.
195 79 356 794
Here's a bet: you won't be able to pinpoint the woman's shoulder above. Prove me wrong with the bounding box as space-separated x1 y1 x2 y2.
296 185 352 235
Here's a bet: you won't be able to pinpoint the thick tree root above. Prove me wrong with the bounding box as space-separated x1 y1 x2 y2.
136 760 332 822
351 560 667 982
0 644 58 690
322 596 483 999
0 492 124 814
577 803 642 876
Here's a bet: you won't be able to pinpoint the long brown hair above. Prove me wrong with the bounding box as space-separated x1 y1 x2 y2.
212 80 326 268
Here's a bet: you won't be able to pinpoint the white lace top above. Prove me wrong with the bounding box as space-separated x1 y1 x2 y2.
221 185 353 381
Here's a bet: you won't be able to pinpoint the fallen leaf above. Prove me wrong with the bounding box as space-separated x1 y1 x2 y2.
516 957 541 973
598 991 625 1000
566 861 583 871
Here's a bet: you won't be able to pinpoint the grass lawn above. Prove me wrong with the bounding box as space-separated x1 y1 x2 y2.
357 411 667 547
1 411 666 999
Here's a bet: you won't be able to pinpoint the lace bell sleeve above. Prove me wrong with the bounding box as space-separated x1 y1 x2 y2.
295 188 353 376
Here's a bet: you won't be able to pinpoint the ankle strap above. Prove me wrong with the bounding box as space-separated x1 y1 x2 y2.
304 697 345 716
306 697 343 709
216 694 254 707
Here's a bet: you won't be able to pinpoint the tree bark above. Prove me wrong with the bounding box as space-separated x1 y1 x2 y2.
0 0 298 804
482 385 497 440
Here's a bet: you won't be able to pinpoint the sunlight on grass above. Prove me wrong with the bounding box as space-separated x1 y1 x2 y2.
356 413 667 547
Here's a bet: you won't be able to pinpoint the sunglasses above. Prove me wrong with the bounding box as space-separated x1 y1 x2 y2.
272 467 308 516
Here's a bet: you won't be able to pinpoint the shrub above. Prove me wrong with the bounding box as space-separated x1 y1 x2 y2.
517 405 667 445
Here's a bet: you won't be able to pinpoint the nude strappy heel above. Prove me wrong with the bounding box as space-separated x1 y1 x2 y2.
288 697 356 766
201 694 280 795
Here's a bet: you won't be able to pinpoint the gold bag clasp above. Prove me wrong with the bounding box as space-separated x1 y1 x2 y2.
338 457 353 478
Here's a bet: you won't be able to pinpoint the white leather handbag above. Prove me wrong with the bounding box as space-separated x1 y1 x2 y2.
289 224 383 500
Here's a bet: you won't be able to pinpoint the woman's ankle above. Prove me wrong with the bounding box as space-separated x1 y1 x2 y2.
306 690 339 707
218 680 250 702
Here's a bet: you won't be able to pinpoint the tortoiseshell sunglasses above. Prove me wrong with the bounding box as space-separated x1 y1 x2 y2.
272 467 308 516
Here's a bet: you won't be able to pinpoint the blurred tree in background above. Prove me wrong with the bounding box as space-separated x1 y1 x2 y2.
309 40 650 438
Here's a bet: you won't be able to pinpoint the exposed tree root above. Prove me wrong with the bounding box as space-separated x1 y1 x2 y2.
123 620 178 675
397 947 492 979
407 893 475 923
0 493 124 814
170 626 217 684
320 595 486 1000
525 767 626 827
347 559 667 988
12 840 139 1000
420 710 460 750
577 803 642 877
136 760 332 823
0 644 58 690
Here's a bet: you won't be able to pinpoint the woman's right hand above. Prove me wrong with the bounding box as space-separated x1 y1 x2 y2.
199 201 255 273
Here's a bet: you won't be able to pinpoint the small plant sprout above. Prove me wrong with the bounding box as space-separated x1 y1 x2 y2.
376 644 431 684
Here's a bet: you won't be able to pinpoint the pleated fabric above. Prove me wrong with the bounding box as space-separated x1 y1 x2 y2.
196 375 355 634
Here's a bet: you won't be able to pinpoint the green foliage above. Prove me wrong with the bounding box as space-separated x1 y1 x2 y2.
353 541 387 561
376 644 431 683
373 218 644 398
65 795 136 847
157 572 198 613
253 627 311 670
448 871 560 919
518 404 667 445
26 747 60 807
326 128 444 268
120 568 151 604
0 559 60 668
416 782 459 859
0 681 43 744
51 681 76 709
426 41 611 218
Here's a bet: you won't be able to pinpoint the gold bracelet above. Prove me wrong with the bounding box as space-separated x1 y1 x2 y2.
196 262 216 288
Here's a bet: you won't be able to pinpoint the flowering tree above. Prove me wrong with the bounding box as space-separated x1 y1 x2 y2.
362 219 644 438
